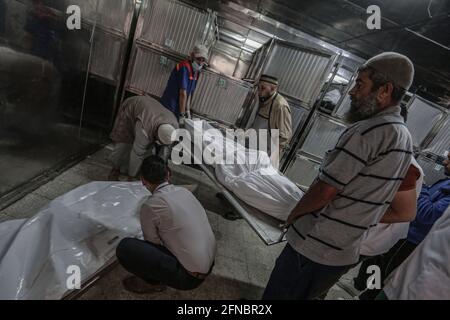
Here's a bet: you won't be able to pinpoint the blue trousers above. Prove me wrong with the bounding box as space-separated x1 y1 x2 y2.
262 244 354 300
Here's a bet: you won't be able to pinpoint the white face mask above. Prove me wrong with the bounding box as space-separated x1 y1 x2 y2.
192 60 203 72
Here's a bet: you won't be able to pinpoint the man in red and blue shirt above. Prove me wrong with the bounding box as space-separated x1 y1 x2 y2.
160 45 209 123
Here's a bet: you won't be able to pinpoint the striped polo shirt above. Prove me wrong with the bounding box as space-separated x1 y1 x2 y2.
287 105 413 266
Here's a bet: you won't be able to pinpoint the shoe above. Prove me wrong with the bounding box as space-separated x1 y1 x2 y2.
216 193 242 221
122 276 166 294
353 278 367 291
108 169 120 181
223 211 243 221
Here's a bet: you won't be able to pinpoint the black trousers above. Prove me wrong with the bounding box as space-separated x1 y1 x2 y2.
263 244 354 300
357 239 418 300
116 238 206 291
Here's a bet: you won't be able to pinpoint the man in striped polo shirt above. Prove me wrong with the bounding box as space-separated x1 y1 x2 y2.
263 52 415 300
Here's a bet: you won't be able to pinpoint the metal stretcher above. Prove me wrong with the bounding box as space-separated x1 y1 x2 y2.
183 119 287 246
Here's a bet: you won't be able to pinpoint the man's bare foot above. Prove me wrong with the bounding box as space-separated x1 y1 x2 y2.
108 169 120 181
122 276 166 294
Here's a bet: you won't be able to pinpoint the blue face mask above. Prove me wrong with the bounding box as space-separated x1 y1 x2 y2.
192 61 203 73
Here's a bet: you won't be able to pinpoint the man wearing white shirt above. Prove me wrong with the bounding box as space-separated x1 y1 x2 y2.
379 203 450 300
116 156 216 294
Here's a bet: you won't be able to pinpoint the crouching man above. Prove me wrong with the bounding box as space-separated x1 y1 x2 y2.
116 156 216 293
108 95 179 180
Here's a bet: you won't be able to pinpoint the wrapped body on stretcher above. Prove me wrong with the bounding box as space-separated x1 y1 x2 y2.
0 182 147 300
182 119 304 221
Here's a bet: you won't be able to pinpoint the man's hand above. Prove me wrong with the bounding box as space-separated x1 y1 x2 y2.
277 223 290 241
285 180 338 225
285 207 305 226
285 213 297 227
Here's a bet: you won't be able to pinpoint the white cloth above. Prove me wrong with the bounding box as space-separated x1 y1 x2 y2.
184 119 303 221
140 183 216 274
216 152 303 221
0 182 146 299
213 134 302 221
215 146 303 221
383 205 450 300
360 157 424 256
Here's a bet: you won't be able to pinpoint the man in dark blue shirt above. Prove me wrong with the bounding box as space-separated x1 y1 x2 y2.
387 151 450 258
160 45 209 123
408 160 450 245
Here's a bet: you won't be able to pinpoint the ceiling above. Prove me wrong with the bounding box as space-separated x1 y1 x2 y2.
187 0 450 108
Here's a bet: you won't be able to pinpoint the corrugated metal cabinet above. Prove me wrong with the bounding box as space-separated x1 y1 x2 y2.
135 0 216 56
246 39 337 108
191 71 253 126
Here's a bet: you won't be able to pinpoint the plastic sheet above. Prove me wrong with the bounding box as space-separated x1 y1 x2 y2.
186 119 303 221
0 182 149 300
215 156 303 221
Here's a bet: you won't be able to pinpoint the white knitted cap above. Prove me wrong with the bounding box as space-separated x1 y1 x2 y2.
363 52 415 90
157 124 176 145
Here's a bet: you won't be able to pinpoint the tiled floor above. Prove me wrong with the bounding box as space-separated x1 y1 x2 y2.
0 146 362 300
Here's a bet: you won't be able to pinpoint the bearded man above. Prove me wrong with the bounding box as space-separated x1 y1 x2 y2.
263 52 415 300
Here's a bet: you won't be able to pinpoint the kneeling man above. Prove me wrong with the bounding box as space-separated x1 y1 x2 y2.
116 156 216 293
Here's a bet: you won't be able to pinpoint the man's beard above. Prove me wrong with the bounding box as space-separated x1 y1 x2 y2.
345 92 381 124
259 91 276 103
